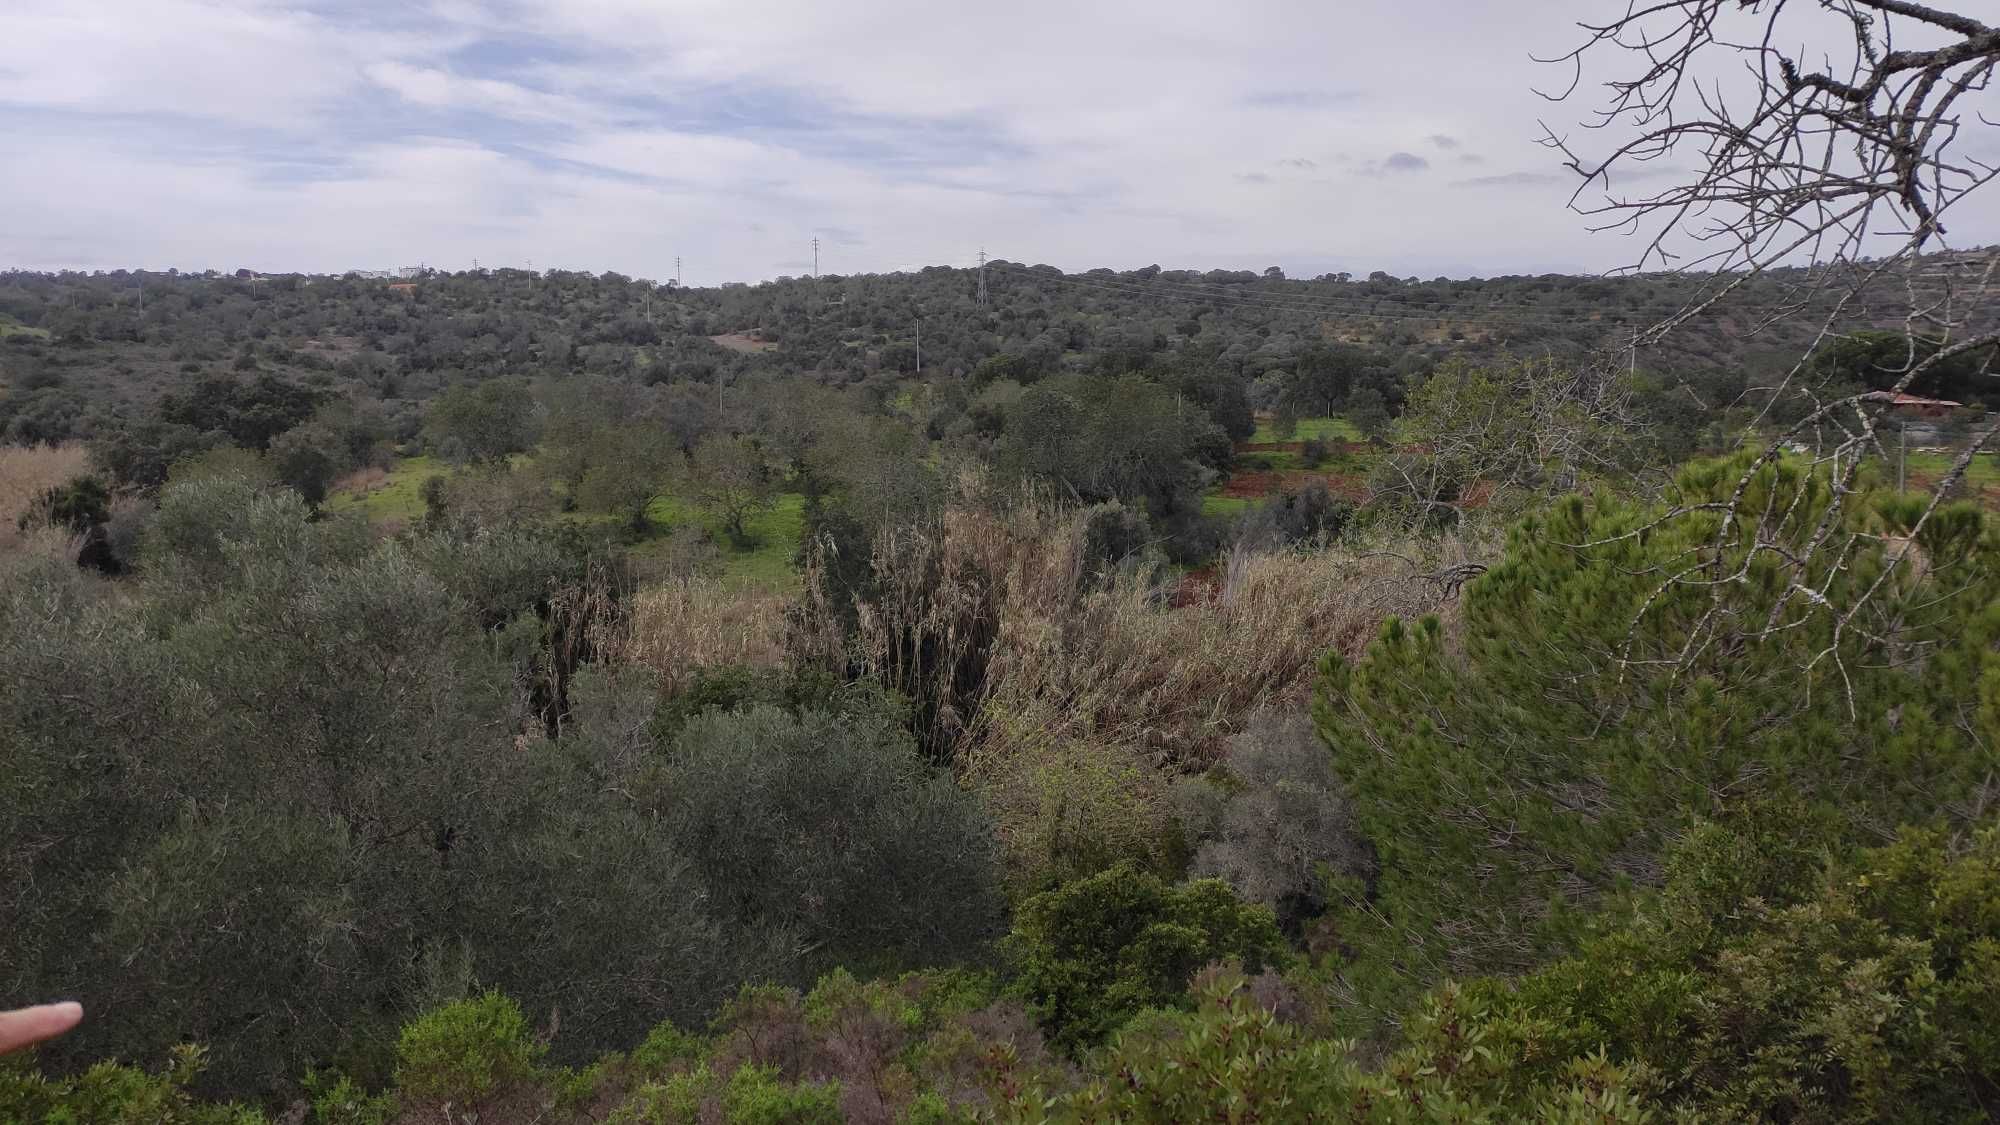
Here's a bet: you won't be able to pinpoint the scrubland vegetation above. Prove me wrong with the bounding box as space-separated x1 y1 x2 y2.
9 122 2000 1118
3 248 1996 1123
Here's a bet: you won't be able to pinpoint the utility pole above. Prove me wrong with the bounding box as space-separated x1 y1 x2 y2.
915 318 922 375
1899 421 1908 492
812 237 820 279
977 248 988 306
675 256 683 288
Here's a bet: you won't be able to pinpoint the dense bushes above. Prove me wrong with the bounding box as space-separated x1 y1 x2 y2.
1469 815 2000 1121
1005 864 1287 1051
7 416 1999 1124
0 480 1007 1100
1177 712 1373 934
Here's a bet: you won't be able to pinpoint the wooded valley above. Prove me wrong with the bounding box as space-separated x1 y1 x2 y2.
7 0 2000 1119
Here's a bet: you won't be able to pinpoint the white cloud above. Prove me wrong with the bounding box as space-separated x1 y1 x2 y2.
1 0 1995 280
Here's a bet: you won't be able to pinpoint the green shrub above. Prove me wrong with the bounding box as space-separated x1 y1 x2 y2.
1466 816 2000 1122
1006 864 1287 1050
642 705 1005 977
722 1065 843 1125
393 991 544 1106
302 1070 390 1125
629 1021 708 1080
1315 456 2000 1017
1177 711 1371 933
0 1044 264 1125
17 473 110 532
1029 967 1647 1123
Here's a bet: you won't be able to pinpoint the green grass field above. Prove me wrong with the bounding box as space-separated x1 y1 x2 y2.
1249 415 1363 444
1900 450 2000 488
328 455 806 586
0 321 51 339
1201 494 1253 518
638 491 807 586
325 456 448 521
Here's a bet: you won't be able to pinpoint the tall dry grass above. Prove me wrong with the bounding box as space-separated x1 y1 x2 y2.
0 443 91 554
791 498 1474 892
796 500 1462 774
624 577 789 696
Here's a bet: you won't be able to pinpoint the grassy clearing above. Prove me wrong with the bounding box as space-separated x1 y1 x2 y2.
1901 450 2000 488
1202 494 1253 518
639 491 806 586
328 455 807 585
326 455 448 522
1249 415 1362 444
0 321 51 340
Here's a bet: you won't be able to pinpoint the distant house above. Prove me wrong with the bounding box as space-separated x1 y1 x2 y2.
388 282 417 294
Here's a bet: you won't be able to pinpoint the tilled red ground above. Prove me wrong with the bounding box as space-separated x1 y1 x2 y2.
1218 469 1371 501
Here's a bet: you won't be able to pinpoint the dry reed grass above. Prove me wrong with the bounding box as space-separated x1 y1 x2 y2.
625 577 789 696
0 443 90 554
817 501 1458 774
791 497 1473 891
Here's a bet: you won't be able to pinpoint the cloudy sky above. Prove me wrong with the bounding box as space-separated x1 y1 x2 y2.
5 1 1997 283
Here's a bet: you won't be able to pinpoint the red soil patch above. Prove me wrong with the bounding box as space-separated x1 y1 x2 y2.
709 332 777 354
1170 565 1222 607
1219 470 1370 502
1239 440 1372 456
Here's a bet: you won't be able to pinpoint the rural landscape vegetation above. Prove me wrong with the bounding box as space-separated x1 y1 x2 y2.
6 1 2000 1122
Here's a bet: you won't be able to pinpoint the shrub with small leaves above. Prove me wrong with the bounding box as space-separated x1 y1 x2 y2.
1006 864 1287 1051
393 990 544 1108
0 1043 264 1125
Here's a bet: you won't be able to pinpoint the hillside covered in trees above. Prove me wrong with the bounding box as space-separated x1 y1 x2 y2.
2 237 1997 1122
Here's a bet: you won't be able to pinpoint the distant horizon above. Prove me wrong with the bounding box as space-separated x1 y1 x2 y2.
15 245 1989 289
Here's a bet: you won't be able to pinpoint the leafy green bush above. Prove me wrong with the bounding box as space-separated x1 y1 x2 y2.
16 473 109 532
0 1044 264 1125
641 704 1005 978
1006 864 1287 1050
722 1065 843 1125
1466 814 2000 1122
301 1070 390 1125
393 990 545 1106
1030 967 1647 1123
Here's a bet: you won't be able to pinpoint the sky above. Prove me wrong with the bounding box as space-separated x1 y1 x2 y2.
4 0 1997 284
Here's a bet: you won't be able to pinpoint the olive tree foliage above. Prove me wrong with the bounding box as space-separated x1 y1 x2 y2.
683 432 775 544
1538 0 2000 685
0 479 1004 1100
635 703 1007 978
1176 712 1373 935
1 480 528 1094
424 378 536 465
